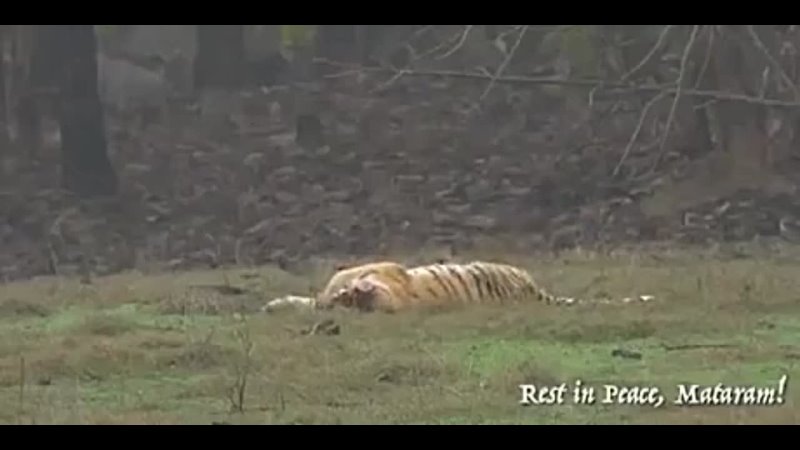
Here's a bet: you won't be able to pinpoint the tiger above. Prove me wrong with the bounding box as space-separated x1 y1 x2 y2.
316 260 644 313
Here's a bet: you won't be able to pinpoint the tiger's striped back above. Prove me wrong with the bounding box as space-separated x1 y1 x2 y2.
406 261 559 306
319 260 564 313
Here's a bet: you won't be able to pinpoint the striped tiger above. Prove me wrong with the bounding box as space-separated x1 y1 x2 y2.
316 260 646 313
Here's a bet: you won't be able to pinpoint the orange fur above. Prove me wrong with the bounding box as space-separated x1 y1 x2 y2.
320 260 563 313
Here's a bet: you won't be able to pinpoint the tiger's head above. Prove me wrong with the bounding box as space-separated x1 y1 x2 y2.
322 277 393 312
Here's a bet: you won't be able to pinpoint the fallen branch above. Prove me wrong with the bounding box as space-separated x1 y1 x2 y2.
662 343 737 351
314 58 800 108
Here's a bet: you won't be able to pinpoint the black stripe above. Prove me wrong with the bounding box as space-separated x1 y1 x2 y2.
488 266 509 301
497 266 519 300
434 266 465 302
425 267 457 300
426 286 443 299
445 265 474 302
414 269 444 300
465 266 486 301
514 269 544 300
538 289 550 302
506 267 526 298
384 272 408 287
470 264 502 301
492 267 515 300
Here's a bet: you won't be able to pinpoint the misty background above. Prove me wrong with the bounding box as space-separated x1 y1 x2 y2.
2 25 800 283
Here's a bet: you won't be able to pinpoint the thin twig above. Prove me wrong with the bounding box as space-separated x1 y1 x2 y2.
621 25 674 82
692 98 718 110
653 25 701 172
612 91 668 177
693 26 715 89
479 25 529 102
228 316 253 414
436 25 474 60
370 69 410 94
411 27 469 63
493 25 526 45
588 83 601 107
323 69 362 79
313 58 800 108
745 25 800 100
409 25 435 41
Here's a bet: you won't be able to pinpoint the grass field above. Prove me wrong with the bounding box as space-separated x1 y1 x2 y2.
1 247 799 424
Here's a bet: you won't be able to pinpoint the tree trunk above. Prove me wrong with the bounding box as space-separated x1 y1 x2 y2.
194 25 245 90
7 25 43 161
51 25 117 196
0 28 9 158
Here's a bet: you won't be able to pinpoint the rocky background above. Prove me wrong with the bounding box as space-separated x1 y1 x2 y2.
3 25 800 282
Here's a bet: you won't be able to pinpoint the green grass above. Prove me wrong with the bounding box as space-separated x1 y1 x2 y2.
1 248 799 424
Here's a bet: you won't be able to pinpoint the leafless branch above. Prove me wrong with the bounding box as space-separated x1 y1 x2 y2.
493 25 527 44
612 91 668 177
745 25 800 100
693 26 715 89
409 25 435 41
411 27 473 63
228 315 254 414
436 25 474 60
621 25 675 82
370 69 410 94
653 25 701 171
479 25 529 102
315 58 800 108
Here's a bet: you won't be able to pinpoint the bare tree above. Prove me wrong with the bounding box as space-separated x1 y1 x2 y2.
45 25 117 196
5 25 44 162
0 27 9 158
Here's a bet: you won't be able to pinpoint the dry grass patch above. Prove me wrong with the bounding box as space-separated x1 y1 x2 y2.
1 247 800 423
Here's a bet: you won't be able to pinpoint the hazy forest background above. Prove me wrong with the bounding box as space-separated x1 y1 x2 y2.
3 25 800 282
